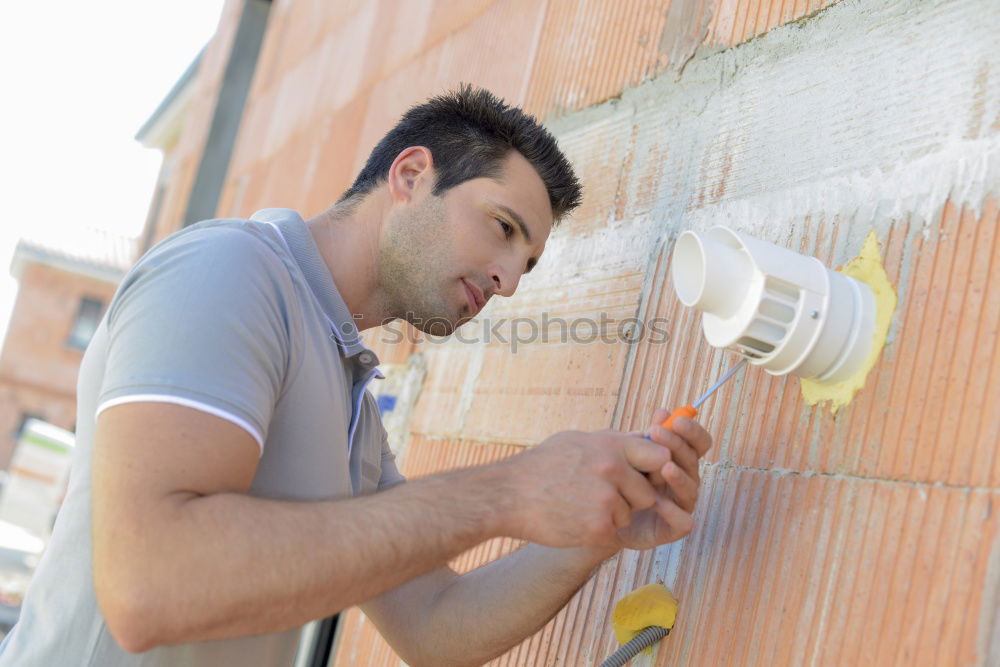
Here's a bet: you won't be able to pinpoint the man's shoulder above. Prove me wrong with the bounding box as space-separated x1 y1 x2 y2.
109 216 302 328
143 217 288 266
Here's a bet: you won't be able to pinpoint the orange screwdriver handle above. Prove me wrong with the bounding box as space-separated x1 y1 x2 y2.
661 404 697 431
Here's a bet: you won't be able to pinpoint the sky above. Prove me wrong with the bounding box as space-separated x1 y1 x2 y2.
0 0 226 346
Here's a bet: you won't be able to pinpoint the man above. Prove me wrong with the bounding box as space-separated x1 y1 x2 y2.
0 85 711 666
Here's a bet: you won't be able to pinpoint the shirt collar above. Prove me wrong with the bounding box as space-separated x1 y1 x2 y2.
250 208 382 377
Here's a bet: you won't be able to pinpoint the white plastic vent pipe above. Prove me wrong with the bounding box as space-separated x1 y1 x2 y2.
671 226 876 384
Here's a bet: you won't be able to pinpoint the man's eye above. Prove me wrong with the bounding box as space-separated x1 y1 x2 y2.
498 219 513 238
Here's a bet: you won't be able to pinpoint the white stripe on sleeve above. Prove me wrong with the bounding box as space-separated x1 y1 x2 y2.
95 394 264 455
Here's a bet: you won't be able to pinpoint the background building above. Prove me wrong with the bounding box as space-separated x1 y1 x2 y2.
0 231 133 470
122 0 1000 664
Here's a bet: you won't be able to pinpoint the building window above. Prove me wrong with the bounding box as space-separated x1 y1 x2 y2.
12 412 44 441
66 298 104 350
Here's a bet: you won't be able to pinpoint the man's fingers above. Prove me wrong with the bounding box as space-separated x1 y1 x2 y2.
616 466 659 512
660 460 699 512
640 413 713 458
610 493 632 530
655 495 694 539
647 425 700 486
620 436 673 475
623 409 673 439
669 417 714 458
648 408 672 430
602 435 670 487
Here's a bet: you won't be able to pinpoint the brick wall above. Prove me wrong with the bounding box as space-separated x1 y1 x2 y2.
160 0 1000 663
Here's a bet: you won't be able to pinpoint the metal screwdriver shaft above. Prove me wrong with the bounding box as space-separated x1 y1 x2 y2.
652 358 748 433
692 358 748 409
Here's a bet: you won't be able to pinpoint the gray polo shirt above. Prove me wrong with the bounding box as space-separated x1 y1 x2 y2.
0 209 405 666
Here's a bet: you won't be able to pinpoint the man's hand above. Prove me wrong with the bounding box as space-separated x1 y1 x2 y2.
495 410 713 552
495 421 700 549
615 408 713 550
360 413 712 666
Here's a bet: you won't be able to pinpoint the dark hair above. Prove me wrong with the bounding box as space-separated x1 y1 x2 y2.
339 84 582 220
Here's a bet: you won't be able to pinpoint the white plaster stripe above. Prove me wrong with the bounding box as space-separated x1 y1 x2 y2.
95 394 265 455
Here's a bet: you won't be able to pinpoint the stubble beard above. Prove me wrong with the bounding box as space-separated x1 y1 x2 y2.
378 195 465 336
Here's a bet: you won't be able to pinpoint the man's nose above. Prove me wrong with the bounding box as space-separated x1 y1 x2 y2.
490 266 520 298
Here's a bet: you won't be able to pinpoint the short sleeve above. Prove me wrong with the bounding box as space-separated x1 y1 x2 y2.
377 428 406 491
97 226 291 454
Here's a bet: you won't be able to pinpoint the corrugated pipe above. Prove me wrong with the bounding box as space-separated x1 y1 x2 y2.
599 626 670 667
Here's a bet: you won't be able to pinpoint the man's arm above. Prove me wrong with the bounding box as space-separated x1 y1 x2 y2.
92 402 516 652
92 403 678 653
360 412 711 666
362 544 615 667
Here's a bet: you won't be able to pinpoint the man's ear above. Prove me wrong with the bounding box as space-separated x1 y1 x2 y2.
387 146 434 204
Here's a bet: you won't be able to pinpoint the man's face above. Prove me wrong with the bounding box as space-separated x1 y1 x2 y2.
379 150 553 336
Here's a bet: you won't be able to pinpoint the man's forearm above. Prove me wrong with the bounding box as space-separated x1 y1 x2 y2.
96 465 513 651
411 542 619 666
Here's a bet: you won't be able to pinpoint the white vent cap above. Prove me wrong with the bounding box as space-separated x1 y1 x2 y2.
671 226 876 384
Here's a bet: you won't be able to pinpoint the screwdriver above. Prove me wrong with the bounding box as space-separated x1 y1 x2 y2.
647 358 748 436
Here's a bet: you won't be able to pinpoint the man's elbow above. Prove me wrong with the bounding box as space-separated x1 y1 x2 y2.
397 642 493 667
405 652 486 667
95 577 165 653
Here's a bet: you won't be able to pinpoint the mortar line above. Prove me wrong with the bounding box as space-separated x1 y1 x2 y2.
704 459 1000 493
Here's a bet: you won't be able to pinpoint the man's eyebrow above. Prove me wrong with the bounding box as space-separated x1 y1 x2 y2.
495 204 532 245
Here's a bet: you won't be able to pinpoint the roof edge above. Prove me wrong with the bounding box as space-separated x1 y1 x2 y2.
11 242 129 285
135 47 205 146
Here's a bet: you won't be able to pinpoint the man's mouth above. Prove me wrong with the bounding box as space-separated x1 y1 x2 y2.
462 279 485 315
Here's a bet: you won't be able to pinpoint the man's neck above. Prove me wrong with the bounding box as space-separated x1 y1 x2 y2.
305 196 390 331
